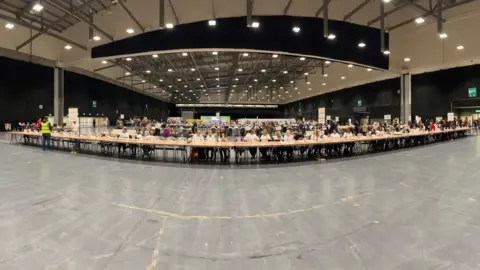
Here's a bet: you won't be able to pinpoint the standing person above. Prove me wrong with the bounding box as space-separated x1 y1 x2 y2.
93 118 96 129
34 118 42 131
40 117 52 151
192 121 198 134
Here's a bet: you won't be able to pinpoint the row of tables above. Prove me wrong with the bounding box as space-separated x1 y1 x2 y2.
9 128 471 164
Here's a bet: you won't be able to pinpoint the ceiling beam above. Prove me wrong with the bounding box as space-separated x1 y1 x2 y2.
367 1 411 26
344 0 370 21
94 64 117 72
44 0 114 41
167 0 180 25
118 0 145 32
225 55 240 103
0 13 87 50
246 0 253 26
284 0 293 15
409 2 445 22
388 0 475 31
16 0 99 51
315 0 332 17
159 0 165 28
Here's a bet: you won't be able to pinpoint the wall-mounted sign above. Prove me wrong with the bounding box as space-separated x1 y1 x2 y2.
92 100 97 108
335 116 339 122
357 100 362 107
384 114 391 120
447 112 454 121
468 87 477 97
475 110 480 113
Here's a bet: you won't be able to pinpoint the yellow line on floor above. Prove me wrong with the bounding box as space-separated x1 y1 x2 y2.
112 191 373 220
146 219 166 270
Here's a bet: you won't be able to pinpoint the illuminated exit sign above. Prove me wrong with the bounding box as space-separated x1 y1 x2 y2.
468 87 477 97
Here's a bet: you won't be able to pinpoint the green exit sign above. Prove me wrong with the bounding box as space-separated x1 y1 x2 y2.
357 100 362 107
476 110 480 113
468 87 477 97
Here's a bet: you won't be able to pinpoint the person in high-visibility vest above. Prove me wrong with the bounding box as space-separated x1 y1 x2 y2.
40 117 52 151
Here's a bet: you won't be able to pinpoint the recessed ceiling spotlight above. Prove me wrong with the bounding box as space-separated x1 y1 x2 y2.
5 22 14 29
383 50 390 55
142 80 146 83
184 85 188 88
159 79 163 82
439 32 448 39
283 70 288 74
404 57 411 62
238 68 243 72
214 67 219 71
251 21 260 28
299 57 306 61
125 72 131 76
152 54 159 58
367 68 372 71
101 60 108 64
341 76 346 80
177 78 182 81
168 69 173 72
145 70 151 74
457 45 464 50
190 68 195 71
358 42 366 48
126 28 134 34
64 44 72 50
327 34 336 40
290 80 294 83
272 79 276 82
235 78 239 81
325 61 331 64
322 83 326 86
126 57 132 61
249 85 252 88
212 51 218 55
208 20 216 26
196 78 200 81
307 81 311 85
243 53 249 57
168 85 172 88
272 54 278 58
292 26 301 33
216 78 219 81
264 86 268 88
261 69 266 72
254 79 258 82
92 35 101 41
32 3 44 12
383 0 391 2
323 74 328 77
309 88 312 91
166 23 174 29
181 52 188 57
415 17 425 24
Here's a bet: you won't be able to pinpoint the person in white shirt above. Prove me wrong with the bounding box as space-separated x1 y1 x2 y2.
218 132 229 162
259 129 271 160
283 129 295 159
192 130 204 143
342 128 355 154
244 129 259 159
330 129 341 139
205 130 216 159
117 128 130 155
308 130 322 157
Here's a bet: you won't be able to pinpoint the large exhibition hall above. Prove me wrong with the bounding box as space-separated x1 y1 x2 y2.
1 0 480 269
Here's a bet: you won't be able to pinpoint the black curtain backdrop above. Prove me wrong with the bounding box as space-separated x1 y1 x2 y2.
281 78 401 122
0 57 172 130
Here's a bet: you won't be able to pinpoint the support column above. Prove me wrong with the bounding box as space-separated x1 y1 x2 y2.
54 67 64 125
400 73 411 124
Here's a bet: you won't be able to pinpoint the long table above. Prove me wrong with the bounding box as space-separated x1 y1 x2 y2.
9 128 471 164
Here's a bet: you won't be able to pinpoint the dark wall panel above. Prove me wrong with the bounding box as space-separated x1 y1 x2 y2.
0 57 172 130
170 107 283 120
0 57 54 127
282 78 401 122
412 64 480 119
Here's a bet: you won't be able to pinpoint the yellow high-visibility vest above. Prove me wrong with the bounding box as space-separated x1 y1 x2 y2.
41 122 51 135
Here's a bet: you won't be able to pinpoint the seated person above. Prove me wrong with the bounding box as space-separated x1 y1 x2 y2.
117 128 130 155
244 129 259 160
205 130 216 159
283 129 295 159
294 129 306 155
342 128 355 154
218 132 229 162
259 129 272 160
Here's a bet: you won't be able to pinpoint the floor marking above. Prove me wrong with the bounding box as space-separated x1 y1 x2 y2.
146 218 166 270
112 191 374 220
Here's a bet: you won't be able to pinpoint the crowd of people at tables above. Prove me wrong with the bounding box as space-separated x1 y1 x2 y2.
16 115 476 162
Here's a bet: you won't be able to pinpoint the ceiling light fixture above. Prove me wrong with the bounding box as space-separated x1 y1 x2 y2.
5 22 14 29
212 51 218 55
166 23 174 29
126 28 134 34
142 80 146 83
367 68 372 71
214 67 219 71
168 69 173 72
439 32 448 39
32 3 44 12
322 83 326 86
457 45 464 50
383 50 390 55
404 57 411 62
101 60 108 64
300 57 306 61
238 68 243 72
251 21 260 28
283 70 288 74
191 68 195 71
358 42 366 48
152 54 159 58
307 81 311 85
272 54 278 58
348 64 353 68
261 69 266 72
292 26 301 33
125 72 131 76
341 76 346 80
327 34 336 40
159 79 163 82
92 35 101 41
272 79 276 82
323 74 328 77
208 20 216 26
126 57 132 61
243 53 249 57
64 45 72 50
415 17 425 24
146 70 151 73
325 61 331 64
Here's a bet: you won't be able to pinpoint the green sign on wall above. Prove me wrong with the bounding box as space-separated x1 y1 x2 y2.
468 87 477 97
92 100 97 108
357 100 362 107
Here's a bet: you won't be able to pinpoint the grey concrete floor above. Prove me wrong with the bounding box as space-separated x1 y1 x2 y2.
1 135 480 270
